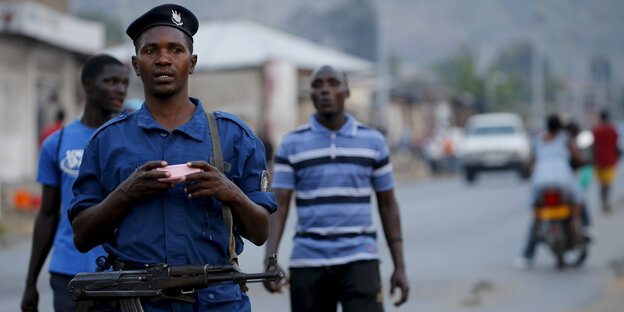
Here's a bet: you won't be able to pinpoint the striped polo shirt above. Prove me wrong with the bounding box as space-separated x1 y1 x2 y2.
273 113 394 267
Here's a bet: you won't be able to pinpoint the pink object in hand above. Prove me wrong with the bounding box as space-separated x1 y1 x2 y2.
155 164 202 183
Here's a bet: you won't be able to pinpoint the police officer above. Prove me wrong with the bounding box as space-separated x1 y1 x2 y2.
68 4 276 311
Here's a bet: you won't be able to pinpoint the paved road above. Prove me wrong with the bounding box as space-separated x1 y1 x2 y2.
2 170 624 311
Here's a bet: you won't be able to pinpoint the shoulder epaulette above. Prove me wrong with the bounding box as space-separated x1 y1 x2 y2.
212 111 254 137
87 113 129 145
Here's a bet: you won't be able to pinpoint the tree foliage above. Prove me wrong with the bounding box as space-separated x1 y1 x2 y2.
433 45 485 112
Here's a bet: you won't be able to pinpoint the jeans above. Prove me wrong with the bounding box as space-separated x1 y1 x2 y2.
50 273 76 312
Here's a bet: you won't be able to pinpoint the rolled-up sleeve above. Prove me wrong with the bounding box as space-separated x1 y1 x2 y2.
238 134 277 213
68 143 105 222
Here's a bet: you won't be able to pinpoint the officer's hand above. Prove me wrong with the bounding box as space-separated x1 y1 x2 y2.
183 161 240 202
118 161 172 202
390 268 409 306
21 286 39 312
262 262 289 293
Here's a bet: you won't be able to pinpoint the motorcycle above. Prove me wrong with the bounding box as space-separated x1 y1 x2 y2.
533 187 589 269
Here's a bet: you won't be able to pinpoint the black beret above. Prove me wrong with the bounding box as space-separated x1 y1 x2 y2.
126 4 198 42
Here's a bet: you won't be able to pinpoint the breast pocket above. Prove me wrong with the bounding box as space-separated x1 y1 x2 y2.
101 154 145 194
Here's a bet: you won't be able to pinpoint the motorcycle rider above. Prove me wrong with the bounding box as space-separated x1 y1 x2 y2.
565 121 594 233
516 114 585 268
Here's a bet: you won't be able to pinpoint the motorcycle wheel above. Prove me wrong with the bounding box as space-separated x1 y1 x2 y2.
553 242 566 270
568 221 590 267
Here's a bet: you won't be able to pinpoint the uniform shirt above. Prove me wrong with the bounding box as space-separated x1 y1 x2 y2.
38 119 107 275
592 122 619 167
273 114 394 268
69 98 276 309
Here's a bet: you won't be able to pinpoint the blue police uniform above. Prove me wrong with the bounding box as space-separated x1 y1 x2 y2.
69 98 277 310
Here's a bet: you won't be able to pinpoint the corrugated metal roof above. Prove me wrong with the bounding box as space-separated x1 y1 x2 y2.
103 19 374 73
0 2 104 54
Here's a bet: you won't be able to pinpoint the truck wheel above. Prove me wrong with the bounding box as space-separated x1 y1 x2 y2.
517 166 530 180
465 168 477 183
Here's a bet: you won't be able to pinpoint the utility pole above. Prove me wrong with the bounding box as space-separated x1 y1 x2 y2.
530 3 545 131
373 0 388 132
485 71 506 113
568 29 585 126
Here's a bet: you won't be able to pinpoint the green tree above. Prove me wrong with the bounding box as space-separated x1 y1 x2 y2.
433 45 485 112
486 40 563 117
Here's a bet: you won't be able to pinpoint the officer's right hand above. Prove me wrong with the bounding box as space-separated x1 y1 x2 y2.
262 262 289 293
21 286 38 312
117 161 172 202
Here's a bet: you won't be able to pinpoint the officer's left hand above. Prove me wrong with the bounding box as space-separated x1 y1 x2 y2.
183 161 240 202
390 268 409 306
118 160 172 203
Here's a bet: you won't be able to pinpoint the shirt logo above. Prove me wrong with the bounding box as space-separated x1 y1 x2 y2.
60 149 84 177
171 10 183 26
260 170 271 192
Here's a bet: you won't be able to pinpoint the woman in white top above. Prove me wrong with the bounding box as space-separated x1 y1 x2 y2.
518 114 584 266
530 115 583 203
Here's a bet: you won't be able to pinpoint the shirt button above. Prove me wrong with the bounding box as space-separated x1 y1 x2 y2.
208 293 215 299
160 132 168 137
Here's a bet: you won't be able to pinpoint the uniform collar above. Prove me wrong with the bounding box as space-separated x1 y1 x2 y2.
137 97 207 141
310 113 358 137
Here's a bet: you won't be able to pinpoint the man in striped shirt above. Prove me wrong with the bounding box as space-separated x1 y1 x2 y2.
263 65 409 311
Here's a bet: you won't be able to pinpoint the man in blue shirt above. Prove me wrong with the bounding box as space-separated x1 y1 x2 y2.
263 65 409 311
68 4 276 311
22 54 129 312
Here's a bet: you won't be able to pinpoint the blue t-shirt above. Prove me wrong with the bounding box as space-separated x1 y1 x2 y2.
38 119 106 275
69 99 276 310
273 114 395 267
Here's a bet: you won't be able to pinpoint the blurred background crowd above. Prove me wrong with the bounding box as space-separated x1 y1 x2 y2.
2 0 624 190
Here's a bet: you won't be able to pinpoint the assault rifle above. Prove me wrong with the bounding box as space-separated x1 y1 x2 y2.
68 255 283 312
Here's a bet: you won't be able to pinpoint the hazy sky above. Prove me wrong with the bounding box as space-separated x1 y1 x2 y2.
69 0 624 83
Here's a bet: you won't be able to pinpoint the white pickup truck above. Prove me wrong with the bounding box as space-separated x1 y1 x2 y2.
457 113 531 182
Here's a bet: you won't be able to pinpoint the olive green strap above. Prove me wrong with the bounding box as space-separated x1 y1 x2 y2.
206 112 238 269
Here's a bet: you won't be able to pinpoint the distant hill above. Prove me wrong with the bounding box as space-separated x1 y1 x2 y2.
69 0 624 82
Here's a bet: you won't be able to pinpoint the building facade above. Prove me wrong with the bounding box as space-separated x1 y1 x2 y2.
0 1 104 183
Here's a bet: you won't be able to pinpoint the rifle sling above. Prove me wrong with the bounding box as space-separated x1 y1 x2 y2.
206 112 238 269
56 126 64 163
